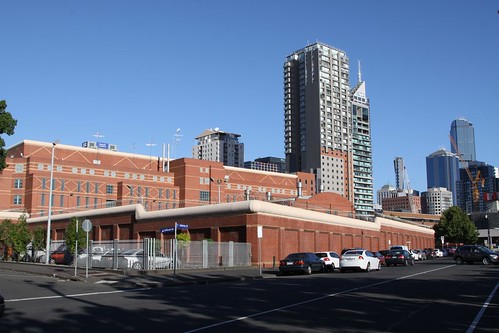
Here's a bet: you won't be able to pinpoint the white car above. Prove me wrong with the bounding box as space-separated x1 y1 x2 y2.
340 249 381 273
315 251 340 272
410 249 421 261
120 249 174 270
434 249 444 258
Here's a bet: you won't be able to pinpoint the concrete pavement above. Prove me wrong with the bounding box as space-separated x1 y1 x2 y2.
0 260 277 288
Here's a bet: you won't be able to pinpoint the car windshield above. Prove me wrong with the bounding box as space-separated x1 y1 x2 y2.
315 253 327 257
476 246 494 253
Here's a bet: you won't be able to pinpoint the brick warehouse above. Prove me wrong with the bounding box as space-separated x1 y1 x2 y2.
1 140 434 265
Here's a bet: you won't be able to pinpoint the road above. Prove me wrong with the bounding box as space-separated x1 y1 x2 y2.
0 259 497 333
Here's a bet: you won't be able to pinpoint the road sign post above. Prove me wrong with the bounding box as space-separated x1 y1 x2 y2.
82 219 93 278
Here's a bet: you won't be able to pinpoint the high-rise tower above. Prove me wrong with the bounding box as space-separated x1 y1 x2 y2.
393 157 405 190
192 128 244 167
351 62 374 219
284 42 372 217
425 148 460 205
450 118 476 167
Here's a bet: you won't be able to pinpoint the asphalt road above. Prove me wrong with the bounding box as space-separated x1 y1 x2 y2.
0 258 497 333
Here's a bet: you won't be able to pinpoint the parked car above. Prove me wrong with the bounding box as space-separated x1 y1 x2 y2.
279 252 325 275
341 248 364 255
119 249 176 270
0 293 4 318
385 250 415 267
434 249 444 258
390 245 409 251
371 251 386 266
339 249 381 273
50 244 73 265
315 251 340 272
424 248 436 259
453 245 499 265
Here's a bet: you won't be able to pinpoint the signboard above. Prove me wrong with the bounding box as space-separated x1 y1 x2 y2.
257 226 263 239
97 142 109 149
177 223 189 229
161 227 175 233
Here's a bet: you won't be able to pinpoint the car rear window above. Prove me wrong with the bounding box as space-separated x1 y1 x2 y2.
344 250 363 255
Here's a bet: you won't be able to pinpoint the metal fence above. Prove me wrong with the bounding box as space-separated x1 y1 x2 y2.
62 239 252 271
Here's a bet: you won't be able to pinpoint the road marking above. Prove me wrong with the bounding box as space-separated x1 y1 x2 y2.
184 265 456 333
5 287 151 303
466 281 499 333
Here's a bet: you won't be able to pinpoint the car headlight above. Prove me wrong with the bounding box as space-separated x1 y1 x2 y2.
490 254 498 259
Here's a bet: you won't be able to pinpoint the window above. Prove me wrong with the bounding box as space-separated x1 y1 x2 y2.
14 179 23 189
42 178 47 190
15 164 24 173
200 190 210 202
13 195 22 205
106 185 114 194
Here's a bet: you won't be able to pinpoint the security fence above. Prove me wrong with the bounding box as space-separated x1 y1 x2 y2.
66 239 252 271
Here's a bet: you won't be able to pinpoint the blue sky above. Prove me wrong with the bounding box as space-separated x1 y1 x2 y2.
1 1 498 194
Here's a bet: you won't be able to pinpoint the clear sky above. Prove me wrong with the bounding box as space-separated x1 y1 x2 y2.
1 1 498 194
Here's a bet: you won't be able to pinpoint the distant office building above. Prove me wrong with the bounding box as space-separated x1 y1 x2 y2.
377 184 398 205
351 64 374 219
284 42 364 205
421 187 453 215
450 118 476 167
426 148 460 205
244 157 286 173
456 161 496 213
393 157 405 190
381 192 421 213
192 128 244 167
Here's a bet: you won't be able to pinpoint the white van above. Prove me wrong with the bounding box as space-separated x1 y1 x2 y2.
390 245 409 251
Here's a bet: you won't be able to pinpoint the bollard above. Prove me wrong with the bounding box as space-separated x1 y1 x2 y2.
219 256 223 267
273 256 276 268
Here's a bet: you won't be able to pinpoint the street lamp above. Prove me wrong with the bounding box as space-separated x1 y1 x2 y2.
486 215 491 249
45 140 59 264
210 178 223 204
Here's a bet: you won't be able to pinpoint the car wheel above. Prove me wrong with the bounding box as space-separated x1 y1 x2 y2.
404 259 408 266
49 258 55 264
330 263 335 272
411 260 414 266
482 257 490 265
304 265 312 275
365 263 371 272
455 257 464 265
377 262 381 271
132 261 143 270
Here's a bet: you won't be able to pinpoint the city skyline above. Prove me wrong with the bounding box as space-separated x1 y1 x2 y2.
1 1 498 194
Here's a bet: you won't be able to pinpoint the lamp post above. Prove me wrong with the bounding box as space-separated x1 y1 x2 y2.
486 215 491 249
45 141 59 264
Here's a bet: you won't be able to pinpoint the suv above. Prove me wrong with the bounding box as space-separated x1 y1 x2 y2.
315 251 340 272
453 245 499 265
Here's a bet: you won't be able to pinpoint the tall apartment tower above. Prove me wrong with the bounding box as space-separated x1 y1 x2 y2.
350 62 374 219
192 128 244 167
450 118 476 167
284 42 354 202
426 148 460 205
393 157 405 190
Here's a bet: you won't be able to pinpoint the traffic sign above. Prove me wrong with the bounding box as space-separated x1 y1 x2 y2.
82 219 92 232
177 223 189 229
161 227 175 233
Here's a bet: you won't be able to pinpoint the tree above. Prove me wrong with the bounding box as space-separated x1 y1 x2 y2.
434 206 478 245
10 215 31 260
65 217 86 254
0 100 18 171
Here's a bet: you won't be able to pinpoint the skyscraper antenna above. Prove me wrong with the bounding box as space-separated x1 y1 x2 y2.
173 128 182 158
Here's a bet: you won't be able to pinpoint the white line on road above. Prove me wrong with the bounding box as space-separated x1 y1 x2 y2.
5 287 151 303
184 265 456 333
466 281 499 333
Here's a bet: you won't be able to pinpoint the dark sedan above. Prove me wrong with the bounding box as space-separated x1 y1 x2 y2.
385 250 414 267
279 252 325 275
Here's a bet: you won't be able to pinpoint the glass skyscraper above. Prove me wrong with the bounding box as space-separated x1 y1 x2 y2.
426 149 460 205
450 118 476 167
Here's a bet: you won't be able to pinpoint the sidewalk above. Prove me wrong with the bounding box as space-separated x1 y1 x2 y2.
0 261 278 288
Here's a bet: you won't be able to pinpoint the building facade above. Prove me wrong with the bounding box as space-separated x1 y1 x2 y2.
1 140 317 218
426 148 460 205
192 128 244 167
350 67 374 220
393 157 405 190
381 192 421 214
244 157 286 173
450 118 476 167
283 42 362 207
457 161 497 213
421 187 453 215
